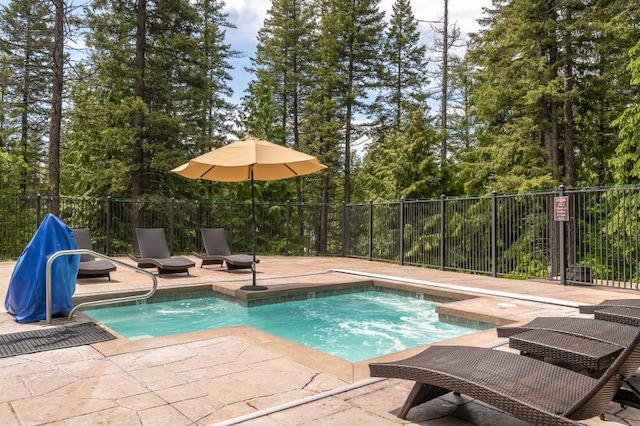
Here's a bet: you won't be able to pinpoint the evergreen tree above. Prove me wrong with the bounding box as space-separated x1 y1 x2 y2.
249 0 315 144
462 0 566 193
357 110 440 201
246 0 316 207
48 0 64 214
463 0 640 193
612 40 640 183
64 0 237 201
0 0 54 194
570 1 640 186
190 0 238 153
304 0 385 204
373 0 428 134
429 0 462 165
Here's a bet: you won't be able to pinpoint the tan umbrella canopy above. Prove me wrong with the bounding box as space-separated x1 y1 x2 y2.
172 132 327 290
171 132 326 181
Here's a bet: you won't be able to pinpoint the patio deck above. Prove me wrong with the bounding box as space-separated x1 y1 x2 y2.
1 256 639 425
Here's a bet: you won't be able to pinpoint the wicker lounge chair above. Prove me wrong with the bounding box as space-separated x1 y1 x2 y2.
578 299 640 314
369 326 640 424
497 317 640 409
192 228 258 271
497 317 638 346
593 306 640 327
128 228 195 276
72 228 116 281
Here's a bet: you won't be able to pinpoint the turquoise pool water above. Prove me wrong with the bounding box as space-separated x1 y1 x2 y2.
84 290 486 362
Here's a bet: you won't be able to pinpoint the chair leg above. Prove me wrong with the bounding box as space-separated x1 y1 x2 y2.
398 382 449 419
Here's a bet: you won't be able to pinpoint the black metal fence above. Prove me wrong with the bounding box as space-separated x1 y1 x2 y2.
0 195 342 260
2 185 640 289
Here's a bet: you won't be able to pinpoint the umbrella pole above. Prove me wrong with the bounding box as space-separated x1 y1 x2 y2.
241 167 267 291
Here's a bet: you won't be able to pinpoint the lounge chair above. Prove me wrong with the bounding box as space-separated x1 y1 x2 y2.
72 228 117 281
593 306 640 327
193 228 258 271
498 317 640 409
369 326 640 424
578 299 640 314
128 228 195 276
496 317 638 347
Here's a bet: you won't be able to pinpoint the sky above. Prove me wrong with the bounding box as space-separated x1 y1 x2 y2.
221 0 494 104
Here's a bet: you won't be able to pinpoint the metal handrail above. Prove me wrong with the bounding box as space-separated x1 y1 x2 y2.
45 249 158 323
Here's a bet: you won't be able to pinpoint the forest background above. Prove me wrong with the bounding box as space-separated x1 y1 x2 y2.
2 0 640 211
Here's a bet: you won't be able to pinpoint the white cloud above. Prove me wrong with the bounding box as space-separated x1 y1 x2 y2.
223 1 271 48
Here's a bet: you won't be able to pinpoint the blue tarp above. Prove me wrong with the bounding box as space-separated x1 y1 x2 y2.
5 214 79 323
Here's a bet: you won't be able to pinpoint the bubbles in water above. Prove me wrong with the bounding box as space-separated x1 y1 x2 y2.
86 291 480 362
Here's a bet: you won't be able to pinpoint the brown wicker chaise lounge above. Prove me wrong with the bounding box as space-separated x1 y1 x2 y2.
593 306 640 327
497 317 640 409
72 228 117 281
496 317 638 346
192 228 258 271
369 327 640 424
578 299 640 314
128 228 195 276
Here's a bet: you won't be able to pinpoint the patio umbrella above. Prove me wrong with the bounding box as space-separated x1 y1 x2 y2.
171 131 327 290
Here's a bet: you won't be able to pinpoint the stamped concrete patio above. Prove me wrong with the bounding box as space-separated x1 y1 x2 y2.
1 256 640 425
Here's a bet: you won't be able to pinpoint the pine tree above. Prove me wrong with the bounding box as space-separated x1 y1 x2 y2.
429 0 462 165
464 0 640 193
357 110 440 201
462 0 564 193
246 0 316 209
611 40 640 183
48 0 64 214
569 0 640 185
304 0 385 204
373 0 428 134
249 0 315 143
65 0 237 201
0 0 54 194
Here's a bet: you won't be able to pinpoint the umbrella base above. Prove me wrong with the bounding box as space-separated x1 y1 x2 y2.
240 285 268 291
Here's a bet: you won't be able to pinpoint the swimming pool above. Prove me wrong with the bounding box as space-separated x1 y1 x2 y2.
84 290 491 362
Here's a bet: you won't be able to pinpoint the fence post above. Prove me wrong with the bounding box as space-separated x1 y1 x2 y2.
106 196 112 255
559 185 566 285
341 201 347 256
368 200 374 261
169 198 175 254
399 199 405 266
286 200 290 256
440 194 446 271
491 191 497 277
36 193 42 228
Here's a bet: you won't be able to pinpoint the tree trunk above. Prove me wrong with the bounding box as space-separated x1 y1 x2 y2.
132 0 146 235
440 0 448 165
47 0 64 215
564 42 575 185
563 8 576 267
344 55 354 204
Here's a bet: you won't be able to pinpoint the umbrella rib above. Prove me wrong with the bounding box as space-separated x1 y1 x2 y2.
284 164 298 176
199 165 216 179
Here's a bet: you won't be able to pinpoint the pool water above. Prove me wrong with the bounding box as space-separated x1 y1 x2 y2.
84 291 486 362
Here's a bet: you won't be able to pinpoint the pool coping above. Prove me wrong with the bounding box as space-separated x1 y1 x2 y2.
76 277 521 383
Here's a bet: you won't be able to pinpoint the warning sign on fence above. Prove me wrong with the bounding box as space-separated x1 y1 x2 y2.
554 196 569 221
